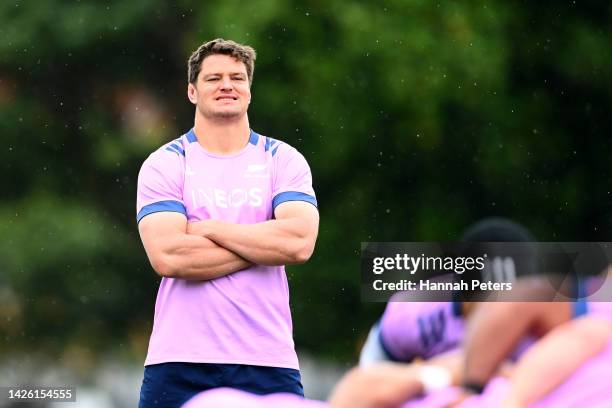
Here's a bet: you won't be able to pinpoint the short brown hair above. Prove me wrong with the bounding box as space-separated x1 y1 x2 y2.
188 38 257 85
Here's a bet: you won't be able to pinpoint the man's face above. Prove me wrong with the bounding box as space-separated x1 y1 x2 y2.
188 54 251 121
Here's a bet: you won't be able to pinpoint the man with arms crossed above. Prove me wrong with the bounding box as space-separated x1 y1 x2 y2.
136 39 319 408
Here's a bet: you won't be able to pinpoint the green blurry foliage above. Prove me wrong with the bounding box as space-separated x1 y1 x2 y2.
0 0 611 363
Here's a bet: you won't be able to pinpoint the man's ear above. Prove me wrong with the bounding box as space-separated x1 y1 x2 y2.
187 83 197 105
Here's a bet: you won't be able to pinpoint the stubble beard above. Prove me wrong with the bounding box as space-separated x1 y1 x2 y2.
199 104 246 123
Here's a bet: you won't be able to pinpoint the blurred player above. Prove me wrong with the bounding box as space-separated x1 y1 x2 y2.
501 315 612 408
181 316 612 407
360 217 537 366
461 267 612 397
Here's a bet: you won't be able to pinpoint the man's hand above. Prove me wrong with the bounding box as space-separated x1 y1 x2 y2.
329 363 424 408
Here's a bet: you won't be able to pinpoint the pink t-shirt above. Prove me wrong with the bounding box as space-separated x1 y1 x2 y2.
379 301 464 362
402 340 612 408
136 128 317 369
181 388 327 408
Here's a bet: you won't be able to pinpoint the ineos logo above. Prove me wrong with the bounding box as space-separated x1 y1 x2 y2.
191 187 263 209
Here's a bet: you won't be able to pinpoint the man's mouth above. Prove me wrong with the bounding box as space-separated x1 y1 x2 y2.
216 96 238 101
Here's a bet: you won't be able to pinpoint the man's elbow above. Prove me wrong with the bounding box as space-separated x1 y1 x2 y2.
289 240 315 264
150 254 179 278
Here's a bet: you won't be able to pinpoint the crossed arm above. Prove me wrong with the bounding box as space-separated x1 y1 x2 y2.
188 201 319 266
138 201 319 280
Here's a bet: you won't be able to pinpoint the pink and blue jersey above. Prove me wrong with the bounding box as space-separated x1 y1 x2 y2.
136 128 317 370
378 297 612 363
379 301 465 362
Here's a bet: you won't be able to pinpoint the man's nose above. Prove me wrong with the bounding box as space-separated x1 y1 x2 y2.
220 77 233 90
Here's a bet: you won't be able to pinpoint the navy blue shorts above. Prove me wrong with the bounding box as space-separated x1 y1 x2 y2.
138 362 303 408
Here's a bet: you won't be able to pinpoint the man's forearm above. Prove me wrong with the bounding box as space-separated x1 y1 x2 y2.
329 363 424 408
463 303 531 387
189 219 315 266
503 317 612 408
144 231 252 280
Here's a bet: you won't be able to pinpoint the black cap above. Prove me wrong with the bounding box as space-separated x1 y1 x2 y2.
456 218 539 291
461 217 536 243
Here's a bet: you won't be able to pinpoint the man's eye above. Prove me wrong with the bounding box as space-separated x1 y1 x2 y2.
206 78 219 81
